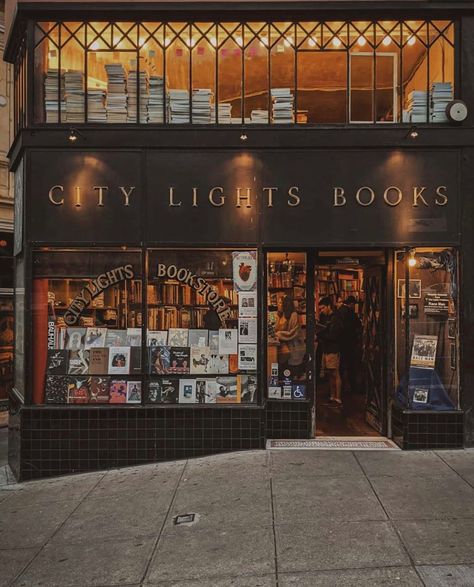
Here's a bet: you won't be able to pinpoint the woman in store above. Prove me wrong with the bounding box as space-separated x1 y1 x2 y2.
274 295 306 378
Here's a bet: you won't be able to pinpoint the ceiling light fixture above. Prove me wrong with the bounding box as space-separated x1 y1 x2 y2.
357 36 366 47
332 37 342 48
382 35 392 46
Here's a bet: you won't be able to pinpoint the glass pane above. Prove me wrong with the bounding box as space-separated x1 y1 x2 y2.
139 25 165 124
34 23 61 123
14 255 25 398
61 24 86 124
217 24 242 124
402 22 429 123
32 249 143 405
270 24 295 124
297 52 347 124
166 24 191 123
191 24 216 124
376 54 396 122
146 249 258 404
267 253 307 400
428 24 454 123
350 53 373 122
244 25 270 124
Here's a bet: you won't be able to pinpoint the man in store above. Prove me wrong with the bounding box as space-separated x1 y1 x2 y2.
336 295 363 396
318 297 344 405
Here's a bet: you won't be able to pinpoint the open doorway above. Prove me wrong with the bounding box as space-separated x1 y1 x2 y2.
314 250 386 437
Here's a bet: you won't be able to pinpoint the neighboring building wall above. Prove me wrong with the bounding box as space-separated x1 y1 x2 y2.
0 0 13 231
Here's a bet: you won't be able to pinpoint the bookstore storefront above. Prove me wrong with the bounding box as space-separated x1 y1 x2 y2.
8 144 467 480
5 5 474 480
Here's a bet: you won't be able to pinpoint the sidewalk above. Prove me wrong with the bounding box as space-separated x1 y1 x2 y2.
1 448 474 586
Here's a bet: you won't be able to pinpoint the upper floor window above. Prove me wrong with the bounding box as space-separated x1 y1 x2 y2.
31 20 454 125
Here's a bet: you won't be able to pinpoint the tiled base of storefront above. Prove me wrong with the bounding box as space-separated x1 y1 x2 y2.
8 404 265 481
391 403 464 450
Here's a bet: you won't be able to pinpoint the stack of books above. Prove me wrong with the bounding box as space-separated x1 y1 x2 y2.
127 70 149 123
211 102 232 124
64 70 85 123
105 63 127 123
44 69 65 123
168 89 190 123
271 88 294 124
87 89 107 123
147 76 165 123
430 82 453 123
249 109 269 124
191 89 213 124
406 90 428 123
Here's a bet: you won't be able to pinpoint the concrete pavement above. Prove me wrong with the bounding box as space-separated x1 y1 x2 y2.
0 448 474 586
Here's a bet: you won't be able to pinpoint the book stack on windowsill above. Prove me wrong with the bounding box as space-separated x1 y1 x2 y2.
64 70 85 123
211 102 232 124
430 82 453 123
127 70 149 123
147 76 165 123
168 89 190 123
87 89 107 123
44 69 65 123
271 88 294 124
105 63 127 123
191 89 213 124
406 90 428 123
249 109 269 124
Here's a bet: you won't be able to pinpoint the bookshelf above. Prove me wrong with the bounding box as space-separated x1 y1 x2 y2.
315 267 363 317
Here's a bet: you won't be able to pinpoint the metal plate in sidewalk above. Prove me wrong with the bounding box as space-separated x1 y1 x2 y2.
266 437 400 450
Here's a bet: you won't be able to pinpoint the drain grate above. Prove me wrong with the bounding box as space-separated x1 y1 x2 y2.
174 513 196 525
267 437 399 450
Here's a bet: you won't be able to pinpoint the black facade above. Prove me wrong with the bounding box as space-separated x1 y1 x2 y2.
4 1 474 480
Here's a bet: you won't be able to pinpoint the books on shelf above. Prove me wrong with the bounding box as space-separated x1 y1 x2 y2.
271 88 294 124
168 89 190 123
249 109 269 124
127 69 149 123
105 63 128 123
211 102 232 124
430 82 453 123
191 88 213 124
147 75 165 123
406 90 428 123
86 88 107 123
64 70 85 123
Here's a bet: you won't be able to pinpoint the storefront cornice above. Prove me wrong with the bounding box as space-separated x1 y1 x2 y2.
7 127 474 168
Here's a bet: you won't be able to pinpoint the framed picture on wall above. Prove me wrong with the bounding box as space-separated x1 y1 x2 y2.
401 303 419 319
410 334 438 369
450 343 457 370
448 318 456 340
397 279 422 299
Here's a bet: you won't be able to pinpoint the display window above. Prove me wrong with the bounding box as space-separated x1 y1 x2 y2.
266 253 308 400
32 249 143 405
146 249 259 405
395 247 459 410
29 19 455 126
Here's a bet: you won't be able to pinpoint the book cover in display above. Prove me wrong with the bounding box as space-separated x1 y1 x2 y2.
159 378 179 403
190 346 211 374
179 379 196 403
215 376 239 403
89 348 109 374
105 329 128 347
205 379 219 403
126 328 142 346
168 328 189 347
147 330 168 346
208 331 219 353
232 250 257 292
196 379 208 403
126 381 142 403
84 327 107 349
90 376 110 403
229 354 239 374
65 327 86 351
130 346 142 375
46 349 69 374
208 354 229 374
109 380 127 403
45 375 68 404
218 329 238 355
169 347 190 374
148 381 162 403
240 374 257 403
108 346 131 375
67 377 91 403
149 346 171 374
68 350 90 375
188 329 209 347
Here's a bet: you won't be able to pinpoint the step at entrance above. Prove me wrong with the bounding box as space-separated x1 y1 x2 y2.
266 437 399 450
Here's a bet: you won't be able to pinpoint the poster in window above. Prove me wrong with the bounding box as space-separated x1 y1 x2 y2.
232 251 257 292
239 317 257 343
238 343 257 370
126 381 142 404
413 387 429 404
410 335 438 369
218 329 238 354
448 319 456 340
108 346 131 375
397 279 422 299
239 292 257 318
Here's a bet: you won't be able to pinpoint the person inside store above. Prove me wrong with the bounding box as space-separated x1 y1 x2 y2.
318 297 344 405
335 295 363 396
274 295 306 379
